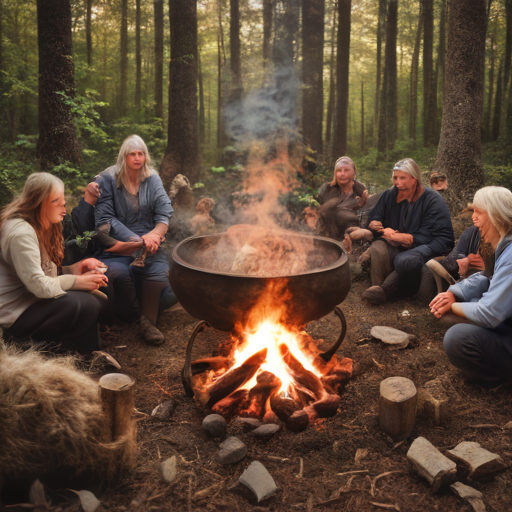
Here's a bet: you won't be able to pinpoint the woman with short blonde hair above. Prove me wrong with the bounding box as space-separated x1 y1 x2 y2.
0 173 108 354
430 186 512 387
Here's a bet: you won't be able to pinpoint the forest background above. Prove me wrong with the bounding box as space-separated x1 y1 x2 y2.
1 0 512 216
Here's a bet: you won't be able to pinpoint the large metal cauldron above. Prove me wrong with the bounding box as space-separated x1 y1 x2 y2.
170 232 351 332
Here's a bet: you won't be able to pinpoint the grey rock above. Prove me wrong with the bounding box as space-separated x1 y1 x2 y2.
407 437 457 493
216 436 247 464
202 414 227 438
417 378 449 426
161 456 178 483
447 441 506 480
237 417 263 430
239 461 277 502
371 326 411 349
151 400 176 421
251 424 280 439
451 482 486 512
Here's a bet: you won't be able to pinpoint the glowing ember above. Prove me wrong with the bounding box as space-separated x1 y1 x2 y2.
233 320 321 394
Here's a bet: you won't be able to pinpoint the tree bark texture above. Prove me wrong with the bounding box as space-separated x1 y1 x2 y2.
161 0 199 188
135 0 142 111
217 33 223 149
154 0 164 118
333 0 351 157
325 0 337 153
36 0 81 169
492 60 502 141
86 0 92 66
421 0 437 147
119 0 128 116
302 0 325 154
436 0 446 130
504 0 512 94
230 0 243 99
374 0 386 144
263 0 273 67
377 0 397 153
484 30 495 139
198 49 205 143
434 0 487 209
408 14 422 142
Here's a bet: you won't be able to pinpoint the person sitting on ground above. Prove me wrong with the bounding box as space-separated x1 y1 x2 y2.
430 186 512 388
362 158 454 304
0 173 108 354
420 223 495 299
317 156 369 240
429 171 448 193
95 135 177 346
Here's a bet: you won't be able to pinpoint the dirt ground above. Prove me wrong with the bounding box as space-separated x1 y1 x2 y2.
23 269 507 512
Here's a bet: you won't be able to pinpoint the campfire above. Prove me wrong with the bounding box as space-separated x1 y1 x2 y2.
186 278 353 432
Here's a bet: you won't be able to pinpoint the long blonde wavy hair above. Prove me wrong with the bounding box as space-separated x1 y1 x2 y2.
0 173 65 266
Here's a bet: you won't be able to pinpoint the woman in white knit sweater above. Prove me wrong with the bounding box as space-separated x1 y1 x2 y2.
0 173 108 354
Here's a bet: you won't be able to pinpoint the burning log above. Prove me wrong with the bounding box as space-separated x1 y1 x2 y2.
270 395 302 422
279 344 325 401
312 394 341 418
240 371 282 419
286 409 310 433
191 356 231 376
212 389 250 418
207 349 267 406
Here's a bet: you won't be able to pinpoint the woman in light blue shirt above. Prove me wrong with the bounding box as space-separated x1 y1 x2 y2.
430 186 512 387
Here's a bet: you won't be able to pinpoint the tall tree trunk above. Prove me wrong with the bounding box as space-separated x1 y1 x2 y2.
161 0 199 187
360 80 365 152
120 0 128 116
434 0 487 210
198 49 205 144
408 13 422 142
504 0 512 95
154 0 164 118
36 0 81 169
436 0 446 134
492 60 502 141
263 0 273 68
272 0 300 126
217 33 223 149
325 0 337 153
230 0 243 99
374 0 386 145
333 0 351 157
302 0 325 154
377 0 397 153
86 0 92 66
422 0 436 146
484 30 495 140
135 0 141 111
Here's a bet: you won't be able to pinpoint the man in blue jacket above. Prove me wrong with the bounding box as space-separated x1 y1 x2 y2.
362 158 454 304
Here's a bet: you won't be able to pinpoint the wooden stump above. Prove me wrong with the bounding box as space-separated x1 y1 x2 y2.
379 376 417 441
99 373 135 441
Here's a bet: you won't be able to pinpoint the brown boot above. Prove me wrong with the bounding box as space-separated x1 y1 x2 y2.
140 315 165 346
362 285 387 305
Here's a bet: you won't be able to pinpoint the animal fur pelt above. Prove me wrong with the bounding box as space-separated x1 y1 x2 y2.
0 343 136 484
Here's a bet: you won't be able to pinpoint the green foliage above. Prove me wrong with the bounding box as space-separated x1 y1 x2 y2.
52 162 89 192
193 182 205 189
484 165 512 190
210 166 226 173
73 230 97 250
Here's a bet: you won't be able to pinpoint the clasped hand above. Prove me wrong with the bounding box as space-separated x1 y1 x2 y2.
429 291 456 318
141 232 162 254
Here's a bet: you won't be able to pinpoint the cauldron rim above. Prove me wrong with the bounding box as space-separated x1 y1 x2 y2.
172 231 348 278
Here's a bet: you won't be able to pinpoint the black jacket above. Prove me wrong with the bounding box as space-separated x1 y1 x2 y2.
368 186 454 257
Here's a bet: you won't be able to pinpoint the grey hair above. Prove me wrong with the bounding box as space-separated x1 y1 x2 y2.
392 158 422 184
115 135 152 188
473 186 512 237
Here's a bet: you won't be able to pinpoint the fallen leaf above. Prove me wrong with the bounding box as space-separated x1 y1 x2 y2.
69 489 101 512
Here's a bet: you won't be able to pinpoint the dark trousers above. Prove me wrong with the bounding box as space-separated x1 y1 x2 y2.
370 240 433 297
3 291 102 354
102 256 177 325
443 323 512 387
